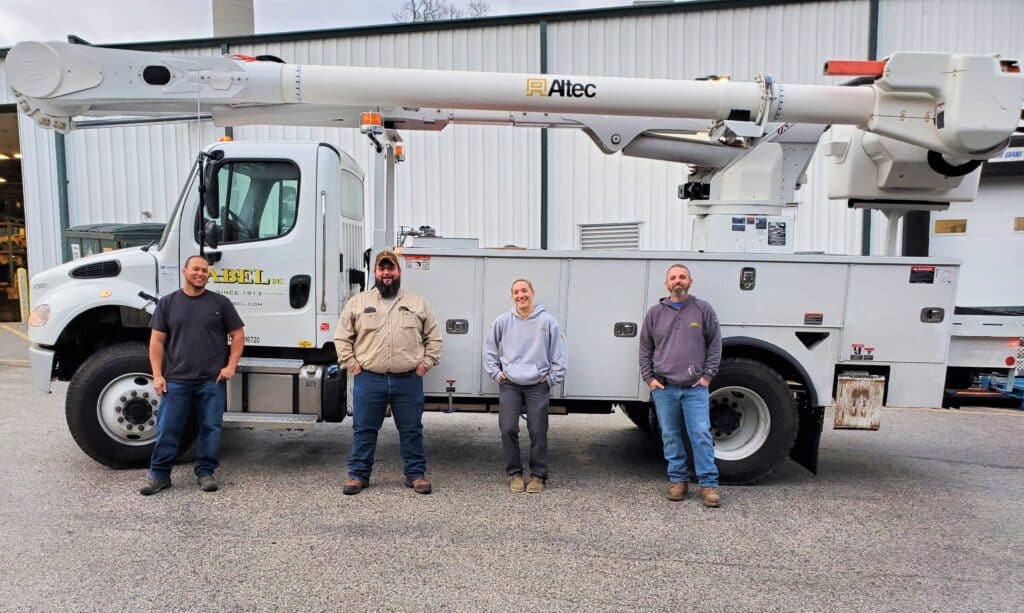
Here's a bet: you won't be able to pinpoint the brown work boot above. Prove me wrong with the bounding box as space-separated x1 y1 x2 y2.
342 477 368 495
667 482 688 501
526 476 545 493
509 474 526 493
699 486 721 508
405 477 432 495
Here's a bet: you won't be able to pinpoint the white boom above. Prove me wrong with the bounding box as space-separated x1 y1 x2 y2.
7 41 1023 160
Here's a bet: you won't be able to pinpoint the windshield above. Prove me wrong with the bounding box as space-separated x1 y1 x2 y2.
157 157 201 250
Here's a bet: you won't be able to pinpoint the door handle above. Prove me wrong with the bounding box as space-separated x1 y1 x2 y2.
290 275 312 308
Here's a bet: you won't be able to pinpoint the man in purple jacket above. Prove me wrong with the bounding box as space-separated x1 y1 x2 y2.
639 264 722 507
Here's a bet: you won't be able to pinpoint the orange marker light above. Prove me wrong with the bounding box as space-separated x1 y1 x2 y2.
360 112 384 135
394 145 406 162
218 135 233 142
823 59 888 77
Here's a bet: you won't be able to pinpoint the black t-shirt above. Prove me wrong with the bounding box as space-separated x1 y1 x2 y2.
151 289 245 381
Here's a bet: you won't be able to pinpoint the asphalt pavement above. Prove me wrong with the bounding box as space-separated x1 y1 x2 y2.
1 323 1022 611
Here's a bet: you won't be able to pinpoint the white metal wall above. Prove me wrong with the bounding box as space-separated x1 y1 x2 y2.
18 112 60 277
928 176 1024 307
64 120 218 227
0 58 13 104
878 0 1024 57
547 0 871 252
230 24 542 249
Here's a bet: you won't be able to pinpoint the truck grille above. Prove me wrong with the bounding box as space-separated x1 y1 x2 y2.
70 260 121 279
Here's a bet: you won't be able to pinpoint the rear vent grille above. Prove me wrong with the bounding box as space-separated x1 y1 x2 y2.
578 222 642 250
70 260 121 279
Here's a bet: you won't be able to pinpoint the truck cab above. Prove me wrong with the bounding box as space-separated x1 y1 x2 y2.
27 142 365 467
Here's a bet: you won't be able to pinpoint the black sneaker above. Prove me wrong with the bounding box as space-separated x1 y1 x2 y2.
197 474 219 492
139 477 172 496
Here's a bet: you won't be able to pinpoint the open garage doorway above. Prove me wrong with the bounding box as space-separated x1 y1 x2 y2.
0 105 26 321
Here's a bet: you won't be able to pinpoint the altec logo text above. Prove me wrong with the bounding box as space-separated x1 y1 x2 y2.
526 77 597 98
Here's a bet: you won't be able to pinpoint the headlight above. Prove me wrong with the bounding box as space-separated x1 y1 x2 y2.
28 304 50 327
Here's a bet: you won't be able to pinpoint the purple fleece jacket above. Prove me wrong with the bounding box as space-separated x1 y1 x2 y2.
638 295 722 387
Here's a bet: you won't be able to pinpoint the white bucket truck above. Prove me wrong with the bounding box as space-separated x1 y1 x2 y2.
7 42 1022 482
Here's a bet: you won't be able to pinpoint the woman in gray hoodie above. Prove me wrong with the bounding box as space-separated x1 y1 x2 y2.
483 279 568 493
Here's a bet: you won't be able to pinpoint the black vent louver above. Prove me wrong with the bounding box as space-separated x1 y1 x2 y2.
70 260 121 279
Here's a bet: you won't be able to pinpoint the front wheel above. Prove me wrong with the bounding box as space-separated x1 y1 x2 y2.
709 358 797 484
65 342 197 468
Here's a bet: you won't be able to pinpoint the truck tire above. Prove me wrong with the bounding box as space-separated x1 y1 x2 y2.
65 342 197 468
709 358 797 484
621 402 652 432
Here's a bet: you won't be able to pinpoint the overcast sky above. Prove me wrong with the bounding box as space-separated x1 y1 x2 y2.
0 0 637 48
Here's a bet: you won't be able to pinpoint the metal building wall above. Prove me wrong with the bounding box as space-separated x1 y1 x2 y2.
230 24 542 249
877 0 1024 57
63 45 223 230
546 0 871 253
0 59 13 104
64 120 218 227
18 113 60 277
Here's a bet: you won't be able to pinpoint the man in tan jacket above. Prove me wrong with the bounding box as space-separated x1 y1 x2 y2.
334 250 443 495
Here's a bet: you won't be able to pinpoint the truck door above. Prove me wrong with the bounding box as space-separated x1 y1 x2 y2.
182 159 316 348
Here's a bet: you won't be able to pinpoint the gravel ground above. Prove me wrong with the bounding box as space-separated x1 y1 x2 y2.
1 323 1022 611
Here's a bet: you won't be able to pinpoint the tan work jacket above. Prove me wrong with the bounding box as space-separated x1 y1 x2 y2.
333 288 443 374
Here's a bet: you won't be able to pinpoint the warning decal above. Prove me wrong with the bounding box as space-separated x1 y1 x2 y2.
910 265 935 284
403 255 431 270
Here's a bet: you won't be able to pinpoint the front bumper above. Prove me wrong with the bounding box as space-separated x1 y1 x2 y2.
28 344 55 394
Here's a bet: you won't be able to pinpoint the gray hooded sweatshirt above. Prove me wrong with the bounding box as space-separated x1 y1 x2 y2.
483 305 568 387
639 295 722 388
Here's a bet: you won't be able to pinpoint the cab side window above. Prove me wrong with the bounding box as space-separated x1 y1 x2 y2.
199 161 300 244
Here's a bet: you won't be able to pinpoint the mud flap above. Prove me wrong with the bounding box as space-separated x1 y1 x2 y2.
789 405 824 474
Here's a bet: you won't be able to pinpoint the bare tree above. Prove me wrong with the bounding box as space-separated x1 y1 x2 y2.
392 0 490 22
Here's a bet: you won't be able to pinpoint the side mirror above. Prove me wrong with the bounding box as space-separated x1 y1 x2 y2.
202 161 221 219
203 220 221 249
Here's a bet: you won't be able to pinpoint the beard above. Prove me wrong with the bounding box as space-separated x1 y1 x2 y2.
669 285 688 298
376 277 401 298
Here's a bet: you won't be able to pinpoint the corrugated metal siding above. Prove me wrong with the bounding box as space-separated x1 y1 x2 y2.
0 59 12 104
230 24 541 249
878 0 1024 57
18 113 60 279
65 121 217 227
547 0 871 252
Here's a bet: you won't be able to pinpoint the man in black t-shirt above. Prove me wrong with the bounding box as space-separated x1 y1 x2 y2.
140 255 244 496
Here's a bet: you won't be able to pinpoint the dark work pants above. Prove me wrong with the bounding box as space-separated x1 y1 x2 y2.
348 371 426 481
149 379 224 480
498 380 551 479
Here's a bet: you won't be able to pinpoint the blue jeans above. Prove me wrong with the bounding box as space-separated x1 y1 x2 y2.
651 384 719 487
348 371 426 481
149 379 225 480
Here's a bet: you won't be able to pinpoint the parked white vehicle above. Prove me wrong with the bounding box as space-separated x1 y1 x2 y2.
9 42 1023 482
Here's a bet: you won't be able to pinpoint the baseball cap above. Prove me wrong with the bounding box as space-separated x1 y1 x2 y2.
374 250 399 268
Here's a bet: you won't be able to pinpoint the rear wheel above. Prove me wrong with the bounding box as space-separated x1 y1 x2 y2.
709 358 797 484
66 342 197 468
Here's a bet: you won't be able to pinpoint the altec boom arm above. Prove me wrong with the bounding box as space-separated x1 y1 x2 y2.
7 41 1023 159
